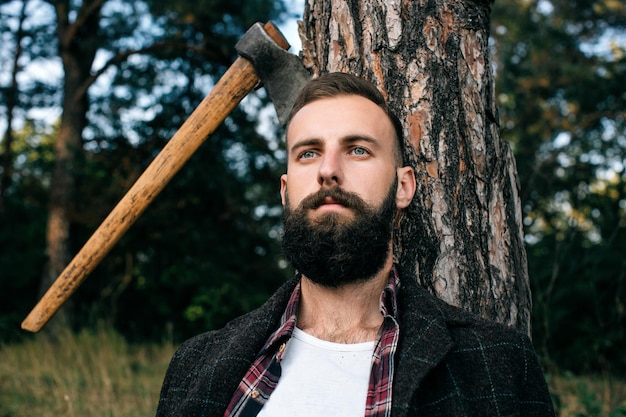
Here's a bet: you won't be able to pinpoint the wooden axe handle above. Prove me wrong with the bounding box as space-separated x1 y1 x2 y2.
22 22 290 333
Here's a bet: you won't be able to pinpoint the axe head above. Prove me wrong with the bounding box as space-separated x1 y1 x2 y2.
236 23 311 125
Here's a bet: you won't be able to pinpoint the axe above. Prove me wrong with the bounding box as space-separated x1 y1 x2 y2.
21 22 310 333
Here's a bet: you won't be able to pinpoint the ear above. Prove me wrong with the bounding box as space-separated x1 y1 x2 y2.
395 166 416 209
280 173 288 207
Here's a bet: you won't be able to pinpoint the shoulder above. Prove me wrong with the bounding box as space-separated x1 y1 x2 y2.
437 294 531 348
439 299 540 385
396 277 542 385
156 277 299 416
409 284 537 372
398 282 554 414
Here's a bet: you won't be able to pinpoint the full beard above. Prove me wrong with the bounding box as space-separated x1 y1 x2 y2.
281 179 397 288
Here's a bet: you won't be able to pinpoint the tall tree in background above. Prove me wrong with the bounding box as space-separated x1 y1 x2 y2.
299 0 531 333
42 0 104 331
0 0 27 215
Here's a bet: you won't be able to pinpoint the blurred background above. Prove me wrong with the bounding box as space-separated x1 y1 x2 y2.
0 0 624 415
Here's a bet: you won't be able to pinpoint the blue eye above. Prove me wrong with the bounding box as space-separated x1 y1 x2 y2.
299 150 317 159
351 147 369 156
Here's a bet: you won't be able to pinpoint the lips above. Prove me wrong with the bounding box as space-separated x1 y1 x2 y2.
315 197 347 213
321 196 341 206
314 195 350 211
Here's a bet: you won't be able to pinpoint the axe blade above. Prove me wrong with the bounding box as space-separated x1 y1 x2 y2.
236 22 311 125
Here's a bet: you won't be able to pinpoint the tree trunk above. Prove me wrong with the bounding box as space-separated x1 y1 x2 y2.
299 0 531 334
42 0 103 333
0 0 28 216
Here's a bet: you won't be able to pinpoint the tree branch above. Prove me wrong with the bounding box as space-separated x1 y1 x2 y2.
72 41 213 102
60 0 107 48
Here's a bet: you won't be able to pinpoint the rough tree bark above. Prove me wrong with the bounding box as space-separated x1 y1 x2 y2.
299 0 531 334
41 0 104 332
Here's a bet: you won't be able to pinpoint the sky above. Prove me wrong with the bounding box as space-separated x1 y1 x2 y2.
277 0 304 54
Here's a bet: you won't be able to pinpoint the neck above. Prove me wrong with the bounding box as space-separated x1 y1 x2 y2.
297 256 393 344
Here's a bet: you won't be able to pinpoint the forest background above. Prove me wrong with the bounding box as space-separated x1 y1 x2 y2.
0 0 624 414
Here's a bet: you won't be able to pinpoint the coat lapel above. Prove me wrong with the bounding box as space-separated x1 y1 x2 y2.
392 278 455 416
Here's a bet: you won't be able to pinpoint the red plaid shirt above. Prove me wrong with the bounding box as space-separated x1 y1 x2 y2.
224 268 401 417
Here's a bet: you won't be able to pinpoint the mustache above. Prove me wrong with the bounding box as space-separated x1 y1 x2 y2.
297 187 368 212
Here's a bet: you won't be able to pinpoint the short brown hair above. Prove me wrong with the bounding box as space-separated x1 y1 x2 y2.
286 72 405 165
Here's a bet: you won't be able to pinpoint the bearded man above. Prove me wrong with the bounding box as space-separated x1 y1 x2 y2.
156 72 555 416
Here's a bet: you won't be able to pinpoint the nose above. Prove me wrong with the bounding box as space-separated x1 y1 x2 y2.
318 151 343 187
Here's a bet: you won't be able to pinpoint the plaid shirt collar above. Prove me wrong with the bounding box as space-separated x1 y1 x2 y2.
225 266 401 417
256 277 301 361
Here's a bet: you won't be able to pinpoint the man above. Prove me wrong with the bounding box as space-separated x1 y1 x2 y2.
156 72 555 416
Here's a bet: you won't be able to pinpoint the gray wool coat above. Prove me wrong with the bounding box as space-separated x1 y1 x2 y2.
156 274 555 416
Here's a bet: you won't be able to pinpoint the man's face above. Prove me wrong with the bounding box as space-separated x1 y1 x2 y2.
280 95 415 286
281 95 401 221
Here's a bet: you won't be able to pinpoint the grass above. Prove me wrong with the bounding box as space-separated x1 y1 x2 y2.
1 326 625 416
0 325 175 417
550 372 626 416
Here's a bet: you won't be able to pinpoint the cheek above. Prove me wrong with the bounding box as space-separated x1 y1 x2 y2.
283 189 291 209
283 173 315 202
363 171 396 201
282 187 303 212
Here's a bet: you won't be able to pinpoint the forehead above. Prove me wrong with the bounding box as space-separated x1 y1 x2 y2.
286 95 396 150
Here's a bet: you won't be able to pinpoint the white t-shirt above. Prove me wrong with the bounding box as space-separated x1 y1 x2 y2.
258 328 375 416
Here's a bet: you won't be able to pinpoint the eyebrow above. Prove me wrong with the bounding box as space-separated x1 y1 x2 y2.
289 138 323 155
289 135 381 155
342 135 380 147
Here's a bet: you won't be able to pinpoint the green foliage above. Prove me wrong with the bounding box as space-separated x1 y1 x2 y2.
528 217 626 374
0 198 47 341
492 0 625 220
0 123 54 341
491 0 626 375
